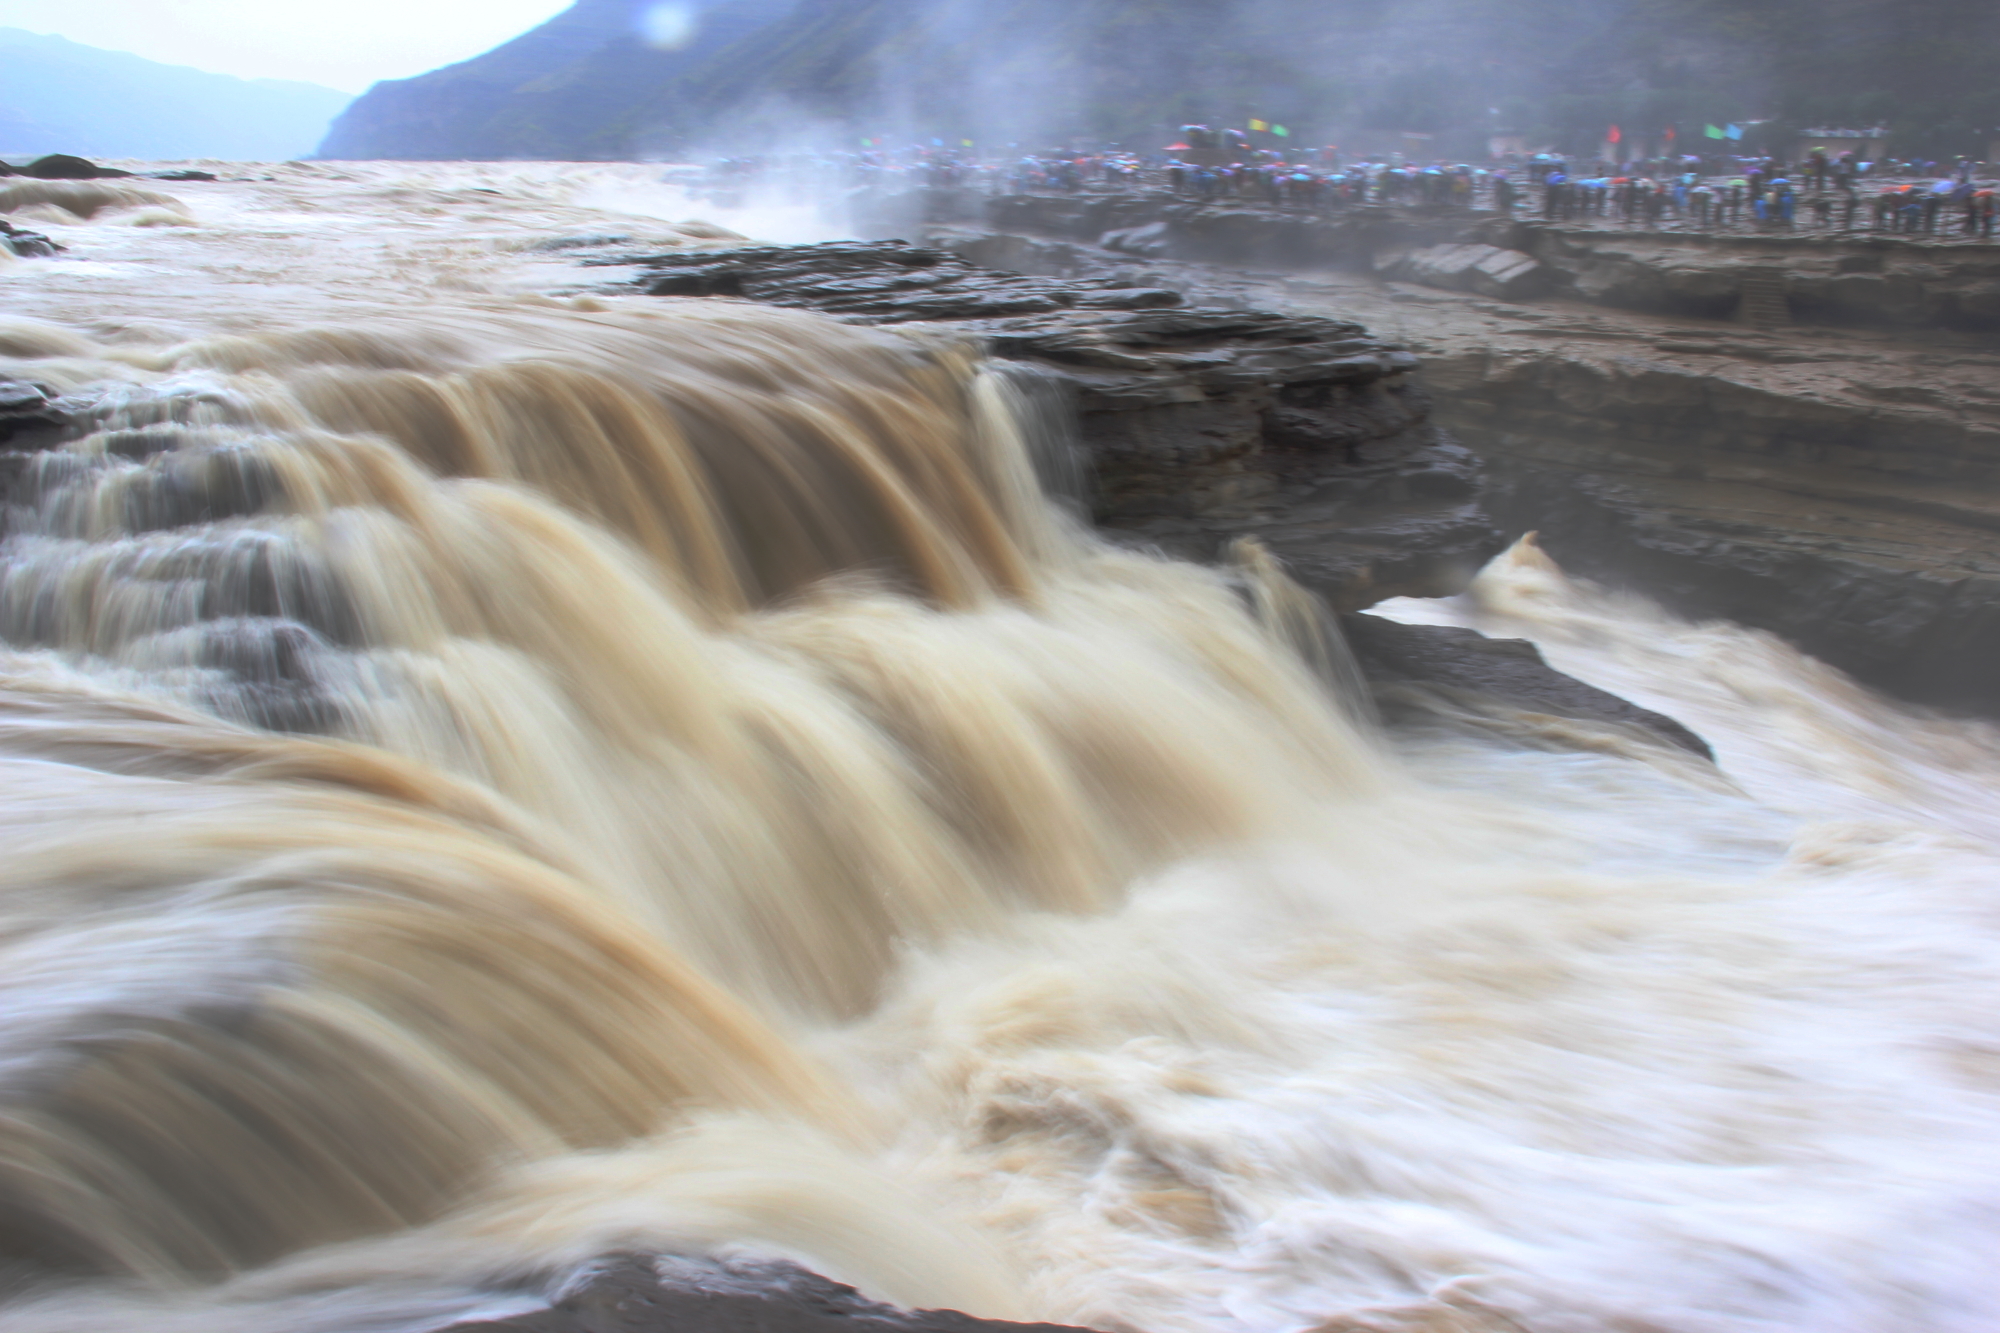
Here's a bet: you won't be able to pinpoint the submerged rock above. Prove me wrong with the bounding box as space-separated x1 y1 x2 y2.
0 218 62 258
1341 611 1712 757
446 1254 1101 1333
0 380 71 443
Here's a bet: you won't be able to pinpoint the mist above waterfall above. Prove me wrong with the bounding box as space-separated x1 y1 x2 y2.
315 0 2000 163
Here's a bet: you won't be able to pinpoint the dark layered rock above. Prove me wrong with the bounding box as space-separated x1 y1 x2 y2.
0 220 62 258
1341 612 1712 757
1418 336 2000 713
586 239 1502 610
11 155 131 181
909 191 1460 270
589 240 1182 320
0 381 71 443
900 190 2000 335
910 197 2000 716
445 1253 1100 1333
1513 226 2000 331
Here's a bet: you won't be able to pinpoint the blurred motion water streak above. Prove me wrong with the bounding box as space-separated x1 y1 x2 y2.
5 163 2000 1333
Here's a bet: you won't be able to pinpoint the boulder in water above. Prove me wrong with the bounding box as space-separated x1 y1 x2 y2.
446 1253 1104 1333
19 154 132 180
0 217 62 257
0 378 73 444
1341 610 1712 757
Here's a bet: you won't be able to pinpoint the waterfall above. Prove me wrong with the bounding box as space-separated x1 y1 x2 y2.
6 162 2000 1333
0 296 1377 1293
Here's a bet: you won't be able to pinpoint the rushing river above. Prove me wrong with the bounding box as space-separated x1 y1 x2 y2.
4 162 2000 1333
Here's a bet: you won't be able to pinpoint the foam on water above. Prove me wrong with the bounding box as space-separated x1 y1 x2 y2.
2 164 1999 1333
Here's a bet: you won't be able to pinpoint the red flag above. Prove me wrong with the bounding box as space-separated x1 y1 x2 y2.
1664 126 1677 142
1607 125 1622 144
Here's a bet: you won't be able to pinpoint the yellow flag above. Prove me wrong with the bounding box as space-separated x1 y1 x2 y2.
1248 119 1270 132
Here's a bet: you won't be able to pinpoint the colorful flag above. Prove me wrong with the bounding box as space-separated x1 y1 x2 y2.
1272 125 1290 137
1664 127 1676 142
1248 119 1270 132
961 139 973 147
1607 125 1622 144
1704 124 1725 139
1725 124 1743 140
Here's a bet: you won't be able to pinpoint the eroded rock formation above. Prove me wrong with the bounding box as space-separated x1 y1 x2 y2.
1341 612 1714 757
582 238 1502 612
897 191 2000 715
890 189 2000 333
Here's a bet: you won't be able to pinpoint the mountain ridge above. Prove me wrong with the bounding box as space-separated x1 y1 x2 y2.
0 28 352 162
316 0 2000 162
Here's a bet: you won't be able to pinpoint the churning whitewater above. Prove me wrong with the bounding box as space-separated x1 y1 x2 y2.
5 163 2000 1333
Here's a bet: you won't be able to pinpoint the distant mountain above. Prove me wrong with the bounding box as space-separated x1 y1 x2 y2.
317 0 2000 163
0 28 352 162
317 0 804 160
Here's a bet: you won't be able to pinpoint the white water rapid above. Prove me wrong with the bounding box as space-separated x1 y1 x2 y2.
3 163 2000 1333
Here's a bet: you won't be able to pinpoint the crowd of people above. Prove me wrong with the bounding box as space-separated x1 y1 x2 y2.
687 136 2000 241
1153 139 2000 240
1531 150 1998 239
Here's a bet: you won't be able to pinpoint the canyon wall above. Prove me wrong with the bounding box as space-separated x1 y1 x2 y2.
879 188 2000 713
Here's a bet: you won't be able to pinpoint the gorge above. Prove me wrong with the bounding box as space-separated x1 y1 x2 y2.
5 160 2000 1333
858 186 2000 716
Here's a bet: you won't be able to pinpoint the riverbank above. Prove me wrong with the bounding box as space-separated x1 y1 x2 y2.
886 190 2000 714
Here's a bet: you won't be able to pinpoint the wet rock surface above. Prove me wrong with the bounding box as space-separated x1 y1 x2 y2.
894 188 2000 333
3 154 132 181
1408 320 2000 713
0 380 72 444
1374 242 1550 301
588 239 1183 320
907 202 2000 716
587 239 1501 610
446 1254 1101 1333
1342 612 1713 758
0 219 62 258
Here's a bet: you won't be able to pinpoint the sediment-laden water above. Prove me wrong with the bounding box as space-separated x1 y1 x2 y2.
5 163 2000 1333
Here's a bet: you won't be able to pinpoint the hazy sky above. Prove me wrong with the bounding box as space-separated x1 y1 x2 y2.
0 0 574 93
